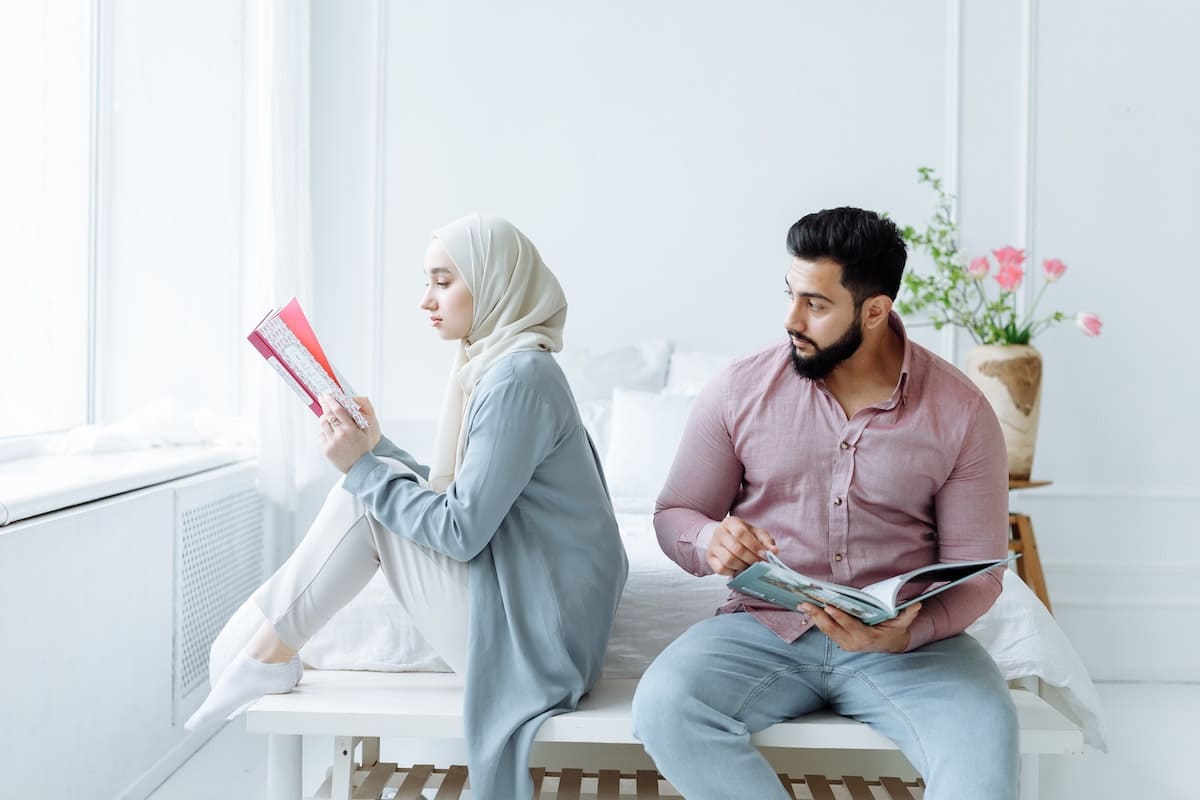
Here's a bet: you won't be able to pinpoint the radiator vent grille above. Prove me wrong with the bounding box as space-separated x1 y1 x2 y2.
175 483 263 705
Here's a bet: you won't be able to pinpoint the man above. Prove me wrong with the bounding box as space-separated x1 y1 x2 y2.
631 207 1017 799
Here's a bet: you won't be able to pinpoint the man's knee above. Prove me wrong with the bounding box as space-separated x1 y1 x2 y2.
632 655 699 746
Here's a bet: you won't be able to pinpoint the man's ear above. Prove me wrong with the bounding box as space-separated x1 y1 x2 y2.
862 295 893 330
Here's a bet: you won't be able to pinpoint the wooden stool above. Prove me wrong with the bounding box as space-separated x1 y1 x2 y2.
1008 479 1052 613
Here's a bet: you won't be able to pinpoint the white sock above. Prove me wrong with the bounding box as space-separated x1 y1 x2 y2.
184 651 302 731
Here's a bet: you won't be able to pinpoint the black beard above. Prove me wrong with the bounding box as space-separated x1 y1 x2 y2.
788 314 864 381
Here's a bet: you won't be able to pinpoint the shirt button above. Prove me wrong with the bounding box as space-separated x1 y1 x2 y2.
834 553 843 561
840 442 849 450
833 497 843 506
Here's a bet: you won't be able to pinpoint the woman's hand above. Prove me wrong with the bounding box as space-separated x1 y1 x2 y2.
317 395 382 474
352 395 383 450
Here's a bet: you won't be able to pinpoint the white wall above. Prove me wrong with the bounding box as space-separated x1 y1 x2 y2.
310 1 1200 680
374 0 950 418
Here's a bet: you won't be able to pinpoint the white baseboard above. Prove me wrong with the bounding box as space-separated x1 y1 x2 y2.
118 725 226 800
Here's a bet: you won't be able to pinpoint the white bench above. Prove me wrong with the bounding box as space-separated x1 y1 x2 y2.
246 671 1084 800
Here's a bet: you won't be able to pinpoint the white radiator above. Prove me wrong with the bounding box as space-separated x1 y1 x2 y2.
172 465 265 724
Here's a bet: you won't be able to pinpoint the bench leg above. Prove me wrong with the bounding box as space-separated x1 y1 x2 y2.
332 735 357 800
361 736 380 767
1019 754 1039 800
266 734 302 800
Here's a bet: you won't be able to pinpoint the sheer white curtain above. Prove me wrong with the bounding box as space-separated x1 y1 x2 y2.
242 0 328 521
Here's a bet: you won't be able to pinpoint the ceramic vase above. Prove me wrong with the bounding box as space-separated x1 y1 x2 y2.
964 344 1042 481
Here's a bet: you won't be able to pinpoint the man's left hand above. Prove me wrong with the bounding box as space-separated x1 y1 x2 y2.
799 602 921 653
318 394 372 474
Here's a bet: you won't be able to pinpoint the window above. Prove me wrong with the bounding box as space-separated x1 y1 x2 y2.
0 1 96 440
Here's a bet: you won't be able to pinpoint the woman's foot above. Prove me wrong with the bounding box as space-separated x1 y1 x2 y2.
184 652 302 731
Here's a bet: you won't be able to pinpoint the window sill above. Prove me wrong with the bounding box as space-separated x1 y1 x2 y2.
0 445 253 527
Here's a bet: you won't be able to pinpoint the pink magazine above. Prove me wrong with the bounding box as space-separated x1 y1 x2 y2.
247 298 369 429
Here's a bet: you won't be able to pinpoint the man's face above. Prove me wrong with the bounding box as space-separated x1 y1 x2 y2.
784 257 864 380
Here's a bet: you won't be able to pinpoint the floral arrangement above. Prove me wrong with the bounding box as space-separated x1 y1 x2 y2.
896 167 1102 345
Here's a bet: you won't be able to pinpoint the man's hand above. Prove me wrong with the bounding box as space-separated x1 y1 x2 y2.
706 515 778 576
799 601 921 653
318 395 379 473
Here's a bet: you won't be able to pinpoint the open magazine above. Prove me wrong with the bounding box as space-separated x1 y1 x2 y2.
247 297 369 430
728 551 1019 626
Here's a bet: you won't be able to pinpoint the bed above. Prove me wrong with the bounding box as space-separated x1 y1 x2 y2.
218 341 1106 798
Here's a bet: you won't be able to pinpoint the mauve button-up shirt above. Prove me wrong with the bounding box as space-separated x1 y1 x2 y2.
654 314 1009 651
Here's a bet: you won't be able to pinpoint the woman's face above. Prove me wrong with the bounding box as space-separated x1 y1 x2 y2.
419 238 475 341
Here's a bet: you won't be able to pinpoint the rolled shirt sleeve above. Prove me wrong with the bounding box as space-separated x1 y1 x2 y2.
344 377 558 562
653 373 742 577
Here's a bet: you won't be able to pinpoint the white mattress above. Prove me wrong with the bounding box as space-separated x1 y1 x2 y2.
295 513 729 678
211 512 1106 750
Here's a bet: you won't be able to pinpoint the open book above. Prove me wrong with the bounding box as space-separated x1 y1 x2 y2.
247 298 369 429
728 551 1018 625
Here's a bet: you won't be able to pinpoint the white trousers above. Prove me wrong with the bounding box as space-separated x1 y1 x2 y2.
210 458 469 681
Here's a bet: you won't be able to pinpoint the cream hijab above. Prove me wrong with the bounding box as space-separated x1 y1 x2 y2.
426 214 567 492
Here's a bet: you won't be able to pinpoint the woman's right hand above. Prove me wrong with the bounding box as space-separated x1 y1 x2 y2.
352 395 384 451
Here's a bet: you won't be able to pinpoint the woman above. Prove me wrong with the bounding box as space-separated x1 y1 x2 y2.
187 213 628 799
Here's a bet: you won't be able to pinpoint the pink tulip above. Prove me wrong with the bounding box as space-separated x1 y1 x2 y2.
994 263 1024 292
992 246 1026 271
967 256 990 279
1075 312 1103 337
1042 258 1067 282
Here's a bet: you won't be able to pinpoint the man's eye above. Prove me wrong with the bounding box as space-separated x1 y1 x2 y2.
809 302 823 311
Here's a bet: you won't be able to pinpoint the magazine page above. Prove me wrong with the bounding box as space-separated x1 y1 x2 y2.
249 298 369 429
729 556 895 625
863 555 1019 612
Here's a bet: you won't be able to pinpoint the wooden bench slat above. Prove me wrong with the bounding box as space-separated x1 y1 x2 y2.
843 775 877 800
556 767 583 800
396 764 433 799
434 765 469 800
596 769 621 800
635 768 660 799
804 773 837 800
880 775 917 799
352 762 396 799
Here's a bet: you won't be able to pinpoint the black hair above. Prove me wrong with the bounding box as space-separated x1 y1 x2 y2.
785 207 907 305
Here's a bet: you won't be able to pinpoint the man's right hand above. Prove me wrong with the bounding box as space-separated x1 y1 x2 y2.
706 516 778 576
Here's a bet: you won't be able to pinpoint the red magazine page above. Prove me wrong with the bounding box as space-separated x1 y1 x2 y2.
276 297 342 391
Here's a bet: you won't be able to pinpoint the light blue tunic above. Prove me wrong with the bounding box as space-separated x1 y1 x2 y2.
343 350 628 799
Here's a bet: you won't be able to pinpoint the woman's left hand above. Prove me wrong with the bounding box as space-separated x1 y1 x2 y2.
318 394 372 474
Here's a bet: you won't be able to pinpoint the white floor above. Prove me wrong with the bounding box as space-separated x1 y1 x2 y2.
146 681 1198 800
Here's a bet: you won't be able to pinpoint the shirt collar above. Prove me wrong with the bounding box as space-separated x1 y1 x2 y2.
882 310 913 409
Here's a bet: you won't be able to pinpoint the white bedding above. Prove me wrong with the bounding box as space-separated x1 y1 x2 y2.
211 512 1106 750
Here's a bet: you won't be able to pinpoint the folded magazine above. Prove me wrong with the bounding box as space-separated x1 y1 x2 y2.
247 297 368 429
728 551 1018 625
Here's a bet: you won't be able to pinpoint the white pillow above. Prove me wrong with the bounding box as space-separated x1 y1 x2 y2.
603 388 695 513
966 570 1107 751
557 340 672 403
666 350 733 394
578 399 612 460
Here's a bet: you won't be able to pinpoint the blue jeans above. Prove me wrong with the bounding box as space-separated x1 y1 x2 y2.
631 613 1018 800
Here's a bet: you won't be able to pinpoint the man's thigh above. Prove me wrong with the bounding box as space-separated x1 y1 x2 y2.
824 634 1016 772
639 612 833 732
